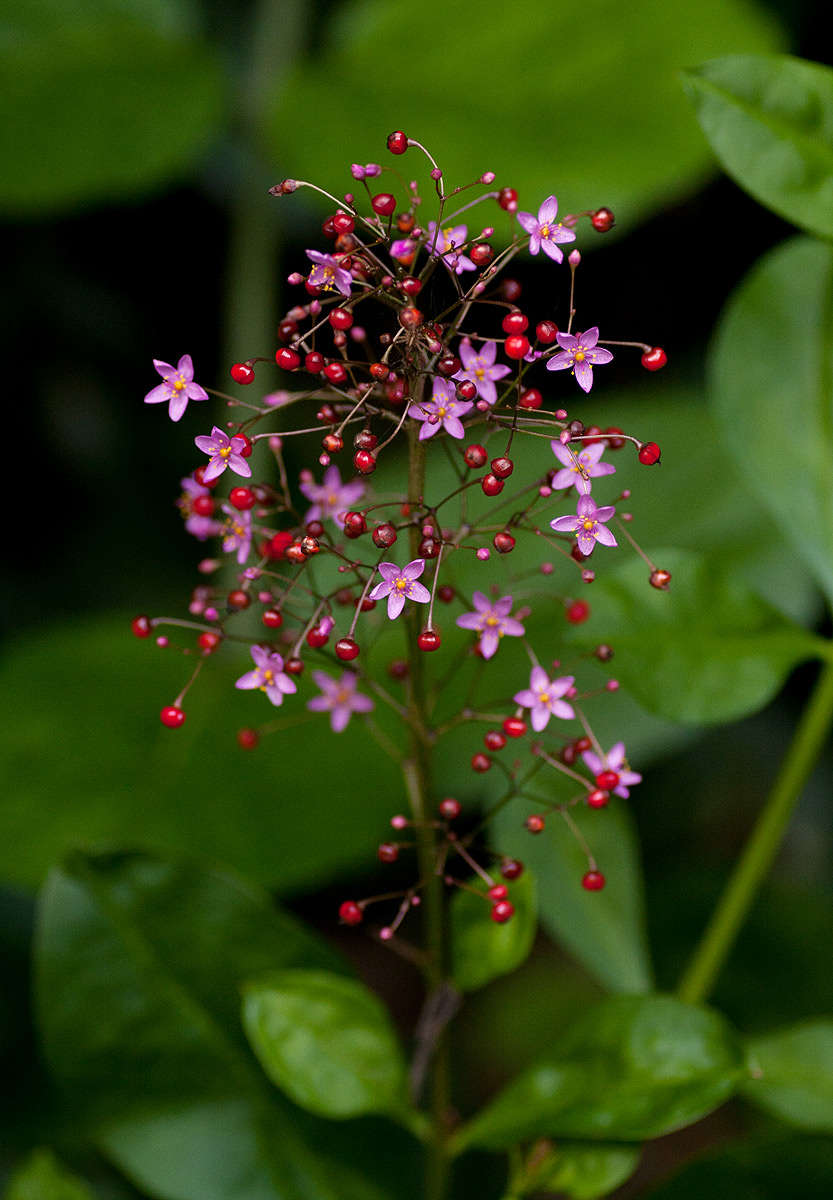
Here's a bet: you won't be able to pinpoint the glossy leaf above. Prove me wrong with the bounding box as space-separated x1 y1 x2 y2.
710 236 833 608
742 1020 833 1131
682 55 833 240
645 1134 833 1199
450 871 536 992
492 799 651 994
562 549 826 724
34 850 396 1200
4 1150 94 1200
242 969 407 1120
526 1141 641 1200
455 995 744 1151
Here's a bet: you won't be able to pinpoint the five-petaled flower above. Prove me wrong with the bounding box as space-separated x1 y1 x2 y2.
194 427 253 483
221 503 252 565
235 646 297 706
177 476 221 541
299 464 365 525
516 196 576 263
369 560 431 619
550 440 616 495
145 355 208 422
305 250 352 296
453 339 511 406
550 494 617 555
426 222 475 274
582 742 642 798
513 666 575 731
307 670 374 732
408 378 472 440
546 327 613 393
455 592 525 659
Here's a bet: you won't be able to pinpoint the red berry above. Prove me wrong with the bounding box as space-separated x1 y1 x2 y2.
502 278 522 302
343 511 367 538
228 589 250 610
324 361 348 384
306 626 329 649
332 211 355 235
536 320 559 344
525 814 545 833
372 522 397 548
456 380 477 402
377 842 399 863
502 716 527 738
500 857 524 880
335 637 360 661
323 433 343 454
504 334 530 360
371 193 397 216
604 426 626 450
198 631 221 653
398 306 423 329
269 531 294 559
160 705 185 728
438 584 455 603
235 433 253 457
192 494 214 517
400 276 422 297
193 466 218 489
353 449 377 474
418 629 442 652
470 243 493 266
490 456 514 479
386 130 408 155
650 568 672 590
132 614 152 638
275 347 300 370
339 900 364 925
481 473 504 497
574 736 592 752
519 387 542 410
497 187 518 212
237 728 259 750
329 307 353 330
488 884 508 901
439 797 461 820
285 657 304 676
278 318 298 342
484 730 507 751
587 788 610 809
595 770 620 791
262 609 283 629
370 361 390 380
642 346 667 372
582 870 606 891
229 487 255 511
638 441 661 465
566 600 590 624
502 310 528 335
321 215 337 238
464 443 487 469
305 351 325 374
230 362 255 384
591 207 615 232
491 900 515 923
472 753 492 773
493 531 516 554
437 354 462 377
354 429 378 450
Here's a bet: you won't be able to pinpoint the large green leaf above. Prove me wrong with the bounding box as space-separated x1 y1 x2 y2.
492 799 651 994
644 1134 833 1199
682 55 833 240
710 236 833 608
34 849 399 1200
271 0 783 231
3 1150 94 1200
0 1 225 213
521 1141 641 1200
561 548 826 724
451 870 536 992
453 995 744 1152
742 1020 833 1131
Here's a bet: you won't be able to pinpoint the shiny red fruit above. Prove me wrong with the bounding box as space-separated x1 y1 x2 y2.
237 728 259 750
418 629 441 652
502 716 527 738
439 797 461 820
335 637 360 661
132 614 152 638
638 441 661 465
591 207 615 232
525 814 545 833
262 609 283 628
595 770 620 791
500 858 524 880
371 193 396 216
641 346 667 371
587 788 610 809
502 310 528 334
535 320 559 344
464 443 487 468
386 130 408 154
566 600 590 624
353 449 377 475
228 589 250 610
481 473 504 497
229 487 255 510
160 705 185 728
582 870 606 891
339 900 364 925
323 361 348 384
504 334 530 360
230 362 255 384
493 531 516 554
491 901 515 923
275 347 300 370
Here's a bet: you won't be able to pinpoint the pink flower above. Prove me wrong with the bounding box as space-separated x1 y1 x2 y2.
550 440 616 495
551 495 617 556
235 646 297 707
177 476 221 541
408 378 472 440
307 670 374 732
453 339 511 406
144 354 208 422
426 222 476 274
194 426 253 483
546 327 613 393
516 196 576 263
369 560 431 619
513 666 575 732
221 504 252 565
305 250 352 296
582 742 642 798
299 465 365 525
455 592 525 659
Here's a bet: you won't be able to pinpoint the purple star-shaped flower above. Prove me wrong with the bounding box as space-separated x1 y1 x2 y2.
369 560 431 619
177 476 222 541
235 646 297 707
453 339 512 406
307 670 374 733
546 327 613 393
144 354 208 422
582 742 642 798
551 495 617 556
299 465 365 525
305 250 352 296
550 440 616 495
221 503 252 565
455 592 525 660
516 196 576 263
194 426 253 483
408 378 472 441
426 222 476 274
513 666 575 732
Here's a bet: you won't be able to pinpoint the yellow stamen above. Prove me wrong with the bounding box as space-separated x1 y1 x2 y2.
574 350 586 362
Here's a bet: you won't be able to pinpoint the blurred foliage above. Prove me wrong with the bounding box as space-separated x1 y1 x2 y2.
451 870 537 992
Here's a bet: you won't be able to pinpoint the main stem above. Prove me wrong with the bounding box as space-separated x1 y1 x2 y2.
404 418 451 1200
678 655 833 1005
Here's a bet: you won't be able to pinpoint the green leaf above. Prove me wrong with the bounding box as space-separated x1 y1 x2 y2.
4 1150 95 1200
454 995 744 1151
451 871 536 992
682 55 833 240
742 1020 833 1131
272 0 783 231
525 1141 641 1200
710 236 833 609
644 1134 833 1199
562 549 826 724
34 849 396 1200
492 800 651 995
0 1 225 213
242 969 408 1120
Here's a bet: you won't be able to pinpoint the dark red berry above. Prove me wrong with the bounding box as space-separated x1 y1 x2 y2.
335 637 360 661
472 753 492 773
566 600 590 624
332 211 355 235
638 441 661 465
582 870 606 891
234 433 253 458
536 320 559 344
305 351 325 374
400 276 422 297
324 361 348 384
132 614 152 638
285 657 304 676
456 380 477 402
481 473 504 497
591 207 615 232
321 215 337 238
306 626 329 649
438 584 455 603
198 631 221 653
339 900 364 925
418 629 441 652
371 193 396 216
329 307 353 330
490 456 514 479
502 278 522 302
502 716 527 738
228 590 250 610
192 494 214 517
160 705 185 728
525 814 545 833
377 842 399 863
504 334 530 360
237 728 259 750
323 433 343 454
418 536 440 559
353 449 377 474
491 900 515 923
493 531 516 554
275 347 300 371
193 466 219 489
354 429 378 450
470 243 493 266
269 531 294 559
229 487 255 511
343 511 367 538
439 797 461 820
604 426 626 450
230 362 255 384
587 788 610 809
502 310 528 335
595 770 620 791
372 522 397 548
650 568 672 590
464 443 487 468
500 858 524 881
488 884 508 901
386 130 409 155
398 306 423 329
519 387 542 410
437 354 462 377
574 736 592 752
278 318 299 342
497 187 518 212
485 730 507 751
262 609 283 629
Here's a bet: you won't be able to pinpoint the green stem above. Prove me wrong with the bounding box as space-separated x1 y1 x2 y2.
678 655 833 1005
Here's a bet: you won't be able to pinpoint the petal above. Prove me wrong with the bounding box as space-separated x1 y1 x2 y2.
550 699 575 720
152 359 176 377
546 352 573 372
608 743 626 768
331 706 351 733
551 441 574 467
443 415 465 439
530 705 550 732
540 240 565 263
235 670 261 690
176 354 195 379
594 504 615 521
168 391 189 422
527 233 541 255
552 225 576 245
202 457 227 482
311 670 334 691
513 689 536 707
456 613 483 631
195 434 219 454
580 327 600 348
307 696 331 712
583 750 603 775
144 382 172 405
457 339 476 369
574 360 594 392
387 591 406 619
551 515 579 532
474 377 497 405
530 665 550 692
369 580 392 600
538 195 559 224
479 340 498 366
432 377 455 404
472 592 491 612
487 363 511 382
516 212 539 234
228 455 252 477
377 562 399 580
576 531 596 555
407 581 430 603
549 675 575 698
351 694 374 714
418 420 439 440
402 559 426 580
501 617 525 637
494 595 514 616
589 462 616 479
407 403 428 422
480 631 499 659
593 524 618 547
555 332 579 351
185 382 209 401
587 347 613 365
577 495 596 517
264 686 285 707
